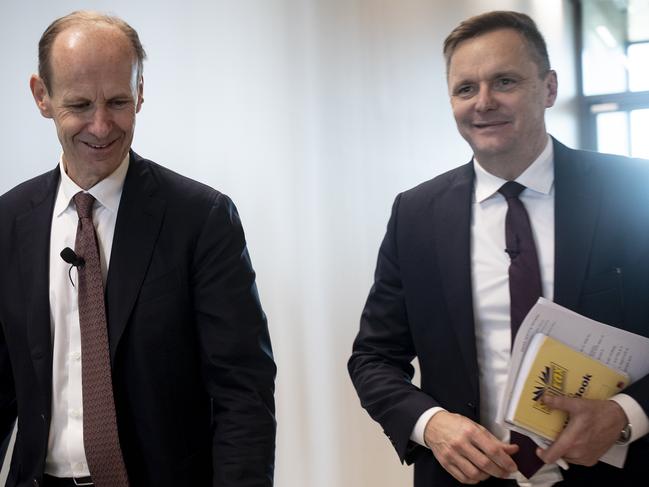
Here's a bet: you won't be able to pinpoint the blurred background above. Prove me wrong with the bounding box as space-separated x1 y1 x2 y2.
0 1 647 485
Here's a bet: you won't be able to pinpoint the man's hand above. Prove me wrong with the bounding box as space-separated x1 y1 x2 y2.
536 395 628 466
424 411 519 484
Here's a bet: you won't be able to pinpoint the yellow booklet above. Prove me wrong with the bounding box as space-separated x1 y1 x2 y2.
505 333 629 441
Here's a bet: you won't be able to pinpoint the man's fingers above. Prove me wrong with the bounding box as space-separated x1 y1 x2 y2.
538 432 571 464
466 449 513 479
541 393 575 412
427 413 518 482
469 429 519 477
432 439 489 484
538 394 582 464
451 454 489 484
446 462 481 485
537 426 574 464
537 398 626 467
503 443 520 455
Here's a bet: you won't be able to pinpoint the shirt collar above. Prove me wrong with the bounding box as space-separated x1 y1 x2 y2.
473 135 554 203
53 153 130 217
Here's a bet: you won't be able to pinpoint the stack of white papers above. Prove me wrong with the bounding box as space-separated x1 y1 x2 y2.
497 298 649 467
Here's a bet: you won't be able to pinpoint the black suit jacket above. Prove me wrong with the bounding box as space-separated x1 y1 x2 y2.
0 152 276 487
349 139 649 486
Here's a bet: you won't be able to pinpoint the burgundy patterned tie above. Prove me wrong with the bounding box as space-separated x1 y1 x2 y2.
498 182 545 479
74 192 129 487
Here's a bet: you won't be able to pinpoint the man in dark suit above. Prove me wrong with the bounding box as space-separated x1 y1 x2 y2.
0 11 276 487
348 11 649 487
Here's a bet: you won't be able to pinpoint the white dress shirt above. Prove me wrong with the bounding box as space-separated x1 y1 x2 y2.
410 136 649 486
45 155 129 477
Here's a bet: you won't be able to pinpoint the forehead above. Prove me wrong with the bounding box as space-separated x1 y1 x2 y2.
49 24 137 90
448 29 539 81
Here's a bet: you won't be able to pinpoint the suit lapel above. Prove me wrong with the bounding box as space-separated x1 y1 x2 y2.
433 163 479 393
428 140 600 405
553 139 601 310
16 168 59 405
105 153 166 361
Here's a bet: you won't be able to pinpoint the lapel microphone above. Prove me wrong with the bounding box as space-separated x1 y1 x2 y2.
505 247 520 259
505 235 521 259
60 247 85 287
60 247 85 268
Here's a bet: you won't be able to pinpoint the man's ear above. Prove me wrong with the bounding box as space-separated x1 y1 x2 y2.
30 74 53 119
544 70 558 109
135 75 144 113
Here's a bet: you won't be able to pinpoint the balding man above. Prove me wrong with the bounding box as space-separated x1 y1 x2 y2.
0 11 276 487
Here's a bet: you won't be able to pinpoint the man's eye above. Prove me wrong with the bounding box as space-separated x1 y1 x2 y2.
110 100 129 108
69 102 90 110
455 85 475 97
495 78 516 90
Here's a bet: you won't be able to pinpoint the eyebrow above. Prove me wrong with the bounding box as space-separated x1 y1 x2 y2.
62 93 133 104
451 70 522 86
61 96 91 104
490 70 522 79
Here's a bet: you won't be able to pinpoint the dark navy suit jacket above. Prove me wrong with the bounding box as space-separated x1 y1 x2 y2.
0 152 276 487
349 139 649 486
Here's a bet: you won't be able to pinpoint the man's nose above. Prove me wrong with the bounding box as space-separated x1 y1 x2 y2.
87 106 112 139
475 86 497 112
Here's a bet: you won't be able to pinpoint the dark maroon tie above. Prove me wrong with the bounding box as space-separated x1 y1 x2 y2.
498 182 545 479
74 192 129 487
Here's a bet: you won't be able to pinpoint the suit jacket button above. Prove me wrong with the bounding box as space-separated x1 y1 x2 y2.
467 402 476 410
32 479 39 487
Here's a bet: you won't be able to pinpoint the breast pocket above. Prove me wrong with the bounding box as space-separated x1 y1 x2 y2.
579 267 624 326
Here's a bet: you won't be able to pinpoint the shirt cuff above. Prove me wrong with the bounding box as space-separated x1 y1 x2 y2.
409 407 446 447
610 393 649 442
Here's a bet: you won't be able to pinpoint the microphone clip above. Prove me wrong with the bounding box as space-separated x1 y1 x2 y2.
60 247 85 287
505 247 520 259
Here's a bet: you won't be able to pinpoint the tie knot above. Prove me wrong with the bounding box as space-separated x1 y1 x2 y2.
73 192 96 219
498 181 526 200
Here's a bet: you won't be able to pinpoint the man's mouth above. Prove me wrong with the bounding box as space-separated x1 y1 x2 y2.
473 121 510 129
82 140 116 150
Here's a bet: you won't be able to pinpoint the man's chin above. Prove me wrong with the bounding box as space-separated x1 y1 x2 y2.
64 152 125 184
471 142 513 161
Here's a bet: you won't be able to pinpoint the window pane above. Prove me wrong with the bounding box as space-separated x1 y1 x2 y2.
628 0 649 42
628 43 649 91
582 1 629 95
582 0 649 95
630 109 649 158
597 111 629 156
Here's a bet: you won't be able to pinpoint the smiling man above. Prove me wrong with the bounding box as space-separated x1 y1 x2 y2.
30 20 143 190
0 11 276 487
349 11 649 487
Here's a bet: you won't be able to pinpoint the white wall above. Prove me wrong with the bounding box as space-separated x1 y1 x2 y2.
0 1 577 486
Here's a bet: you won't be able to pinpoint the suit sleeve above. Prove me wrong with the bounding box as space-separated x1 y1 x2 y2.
0 320 17 466
191 193 276 487
348 194 439 464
